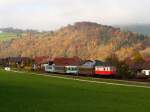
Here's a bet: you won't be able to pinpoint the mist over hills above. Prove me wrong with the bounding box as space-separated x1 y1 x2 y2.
0 27 40 33
118 24 150 36
0 22 149 60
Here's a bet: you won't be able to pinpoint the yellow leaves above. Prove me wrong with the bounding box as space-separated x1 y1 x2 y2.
116 47 134 61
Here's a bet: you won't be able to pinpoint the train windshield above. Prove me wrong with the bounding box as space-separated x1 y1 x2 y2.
67 67 77 71
45 65 52 69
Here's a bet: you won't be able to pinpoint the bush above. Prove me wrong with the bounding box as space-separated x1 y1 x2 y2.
105 54 134 79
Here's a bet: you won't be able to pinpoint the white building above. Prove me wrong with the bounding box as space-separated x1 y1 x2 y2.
142 70 150 76
141 61 150 76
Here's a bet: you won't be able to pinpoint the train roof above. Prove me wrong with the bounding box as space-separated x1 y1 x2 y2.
81 60 114 67
53 56 82 66
34 56 52 64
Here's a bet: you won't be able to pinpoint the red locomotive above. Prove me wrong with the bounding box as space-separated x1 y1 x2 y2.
95 66 116 75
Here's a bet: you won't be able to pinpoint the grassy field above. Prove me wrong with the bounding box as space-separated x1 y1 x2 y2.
0 33 17 41
1 70 150 112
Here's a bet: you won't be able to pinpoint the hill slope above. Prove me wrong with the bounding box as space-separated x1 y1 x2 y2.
0 22 149 60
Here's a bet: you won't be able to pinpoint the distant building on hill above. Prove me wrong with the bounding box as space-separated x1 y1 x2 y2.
0 30 2 33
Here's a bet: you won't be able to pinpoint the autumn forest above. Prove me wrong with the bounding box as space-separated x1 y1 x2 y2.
0 22 150 61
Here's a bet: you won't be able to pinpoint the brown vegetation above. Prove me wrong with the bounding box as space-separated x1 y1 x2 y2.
0 22 149 61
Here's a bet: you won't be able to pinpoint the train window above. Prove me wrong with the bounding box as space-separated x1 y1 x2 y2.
103 68 105 71
67 67 77 71
107 67 108 71
48 67 52 69
46 66 52 69
96 67 107 71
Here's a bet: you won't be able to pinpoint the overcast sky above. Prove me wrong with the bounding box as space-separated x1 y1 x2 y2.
0 0 150 30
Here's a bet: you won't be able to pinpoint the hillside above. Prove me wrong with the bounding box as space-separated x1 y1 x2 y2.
0 22 149 60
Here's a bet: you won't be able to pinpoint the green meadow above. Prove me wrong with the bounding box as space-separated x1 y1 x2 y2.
0 33 17 41
0 70 150 112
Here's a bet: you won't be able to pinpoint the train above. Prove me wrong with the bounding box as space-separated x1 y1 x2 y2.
43 59 117 77
0 56 117 77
